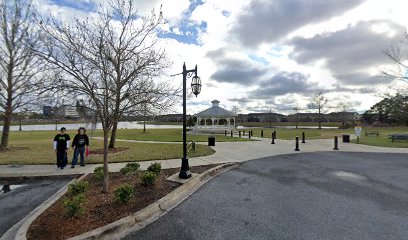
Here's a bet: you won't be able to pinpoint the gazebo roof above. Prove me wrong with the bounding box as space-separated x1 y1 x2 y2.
196 100 236 118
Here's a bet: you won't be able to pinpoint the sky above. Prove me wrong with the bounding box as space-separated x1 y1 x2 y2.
36 0 408 115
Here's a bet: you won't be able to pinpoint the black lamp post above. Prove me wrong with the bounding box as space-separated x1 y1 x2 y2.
178 62 201 179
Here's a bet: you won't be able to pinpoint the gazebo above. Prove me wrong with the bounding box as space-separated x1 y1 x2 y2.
194 100 237 133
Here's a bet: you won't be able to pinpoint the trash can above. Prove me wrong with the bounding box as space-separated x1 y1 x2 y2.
208 136 216 146
342 134 350 143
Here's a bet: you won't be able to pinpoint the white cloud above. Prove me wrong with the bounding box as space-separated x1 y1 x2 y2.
37 0 408 114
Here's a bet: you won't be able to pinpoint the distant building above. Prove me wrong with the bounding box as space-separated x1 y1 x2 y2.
155 114 187 122
237 112 285 123
55 105 79 118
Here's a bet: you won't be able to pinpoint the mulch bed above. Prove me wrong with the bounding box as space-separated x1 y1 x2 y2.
89 147 129 155
27 164 220 240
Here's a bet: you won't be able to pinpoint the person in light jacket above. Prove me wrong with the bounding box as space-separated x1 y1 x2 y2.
53 127 70 170
71 127 89 168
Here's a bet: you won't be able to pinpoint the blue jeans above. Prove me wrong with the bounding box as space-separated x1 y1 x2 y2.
56 150 67 169
72 147 85 166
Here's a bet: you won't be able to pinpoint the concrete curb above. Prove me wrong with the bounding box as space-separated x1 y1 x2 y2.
67 163 238 240
0 174 88 240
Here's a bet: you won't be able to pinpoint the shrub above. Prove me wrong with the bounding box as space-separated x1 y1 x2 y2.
140 171 157 186
114 184 134 203
126 162 140 171
68 181 89 196
120 162 140 176
63 194 85 218
147 162 161 175
93 166 105 181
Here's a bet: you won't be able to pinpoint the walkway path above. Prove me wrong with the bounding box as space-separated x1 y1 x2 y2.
1 137 407 178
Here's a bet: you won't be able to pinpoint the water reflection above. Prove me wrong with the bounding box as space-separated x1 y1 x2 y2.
1 185 10 193
0 184 26 193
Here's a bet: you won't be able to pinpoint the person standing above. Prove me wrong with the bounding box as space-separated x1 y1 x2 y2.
53 127 70 170
71 127 89 168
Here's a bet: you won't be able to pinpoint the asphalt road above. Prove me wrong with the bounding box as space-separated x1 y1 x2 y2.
0 179 70 237
123 152 408 240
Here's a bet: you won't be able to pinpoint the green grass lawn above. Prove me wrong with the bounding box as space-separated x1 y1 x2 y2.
350 127 408 148
0 130 215 165
93 128 250 142
243 126 408 148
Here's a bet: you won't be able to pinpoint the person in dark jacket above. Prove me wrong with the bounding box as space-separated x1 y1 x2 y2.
71 127 89 168
53 127 70 170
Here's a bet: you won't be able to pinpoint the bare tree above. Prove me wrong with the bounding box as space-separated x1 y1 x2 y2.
132 80 178 135
382 33 408 83
37 0 173 193
292 104 302 129
309 92 328 129
0 0 50 149
337 102 353 128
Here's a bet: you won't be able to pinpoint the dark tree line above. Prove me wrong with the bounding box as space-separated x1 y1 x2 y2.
362 94 408 126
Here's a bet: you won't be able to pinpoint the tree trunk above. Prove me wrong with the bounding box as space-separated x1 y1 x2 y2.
0 102 13 150
296 115 299 129
108 121 118 149
342 113 345 128
102 127 109 193
143 103 147 133
318 108 322 129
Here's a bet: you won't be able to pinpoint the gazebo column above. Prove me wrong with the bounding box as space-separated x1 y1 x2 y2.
227 118 230 130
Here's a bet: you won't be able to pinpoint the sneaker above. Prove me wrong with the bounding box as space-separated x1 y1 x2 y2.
80 164 85 167
71 165 75 169
61 167 64 170
57 168 61 171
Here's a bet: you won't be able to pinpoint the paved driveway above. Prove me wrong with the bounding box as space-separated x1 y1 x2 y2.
123 152 408 240
0 179 70 238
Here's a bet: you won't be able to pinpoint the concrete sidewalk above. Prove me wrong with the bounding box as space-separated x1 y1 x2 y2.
1 138 407 178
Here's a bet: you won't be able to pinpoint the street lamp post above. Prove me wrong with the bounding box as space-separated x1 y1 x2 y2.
178 62 201 179
179 63 202 178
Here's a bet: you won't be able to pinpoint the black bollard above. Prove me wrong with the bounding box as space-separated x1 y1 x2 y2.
302 132 306 143
261 130 264 138
231 130 233 137
224 130 227 136
294 136 300 151
239 131 241 138
273 131 277 139
249 132 251 139
333 136 339 150
243 130 245 136
271 132 275 144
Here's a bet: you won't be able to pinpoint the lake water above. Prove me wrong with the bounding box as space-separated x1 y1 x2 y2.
4 121 182 132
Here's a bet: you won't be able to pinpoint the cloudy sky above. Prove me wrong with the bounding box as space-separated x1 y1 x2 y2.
37 0 408 114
